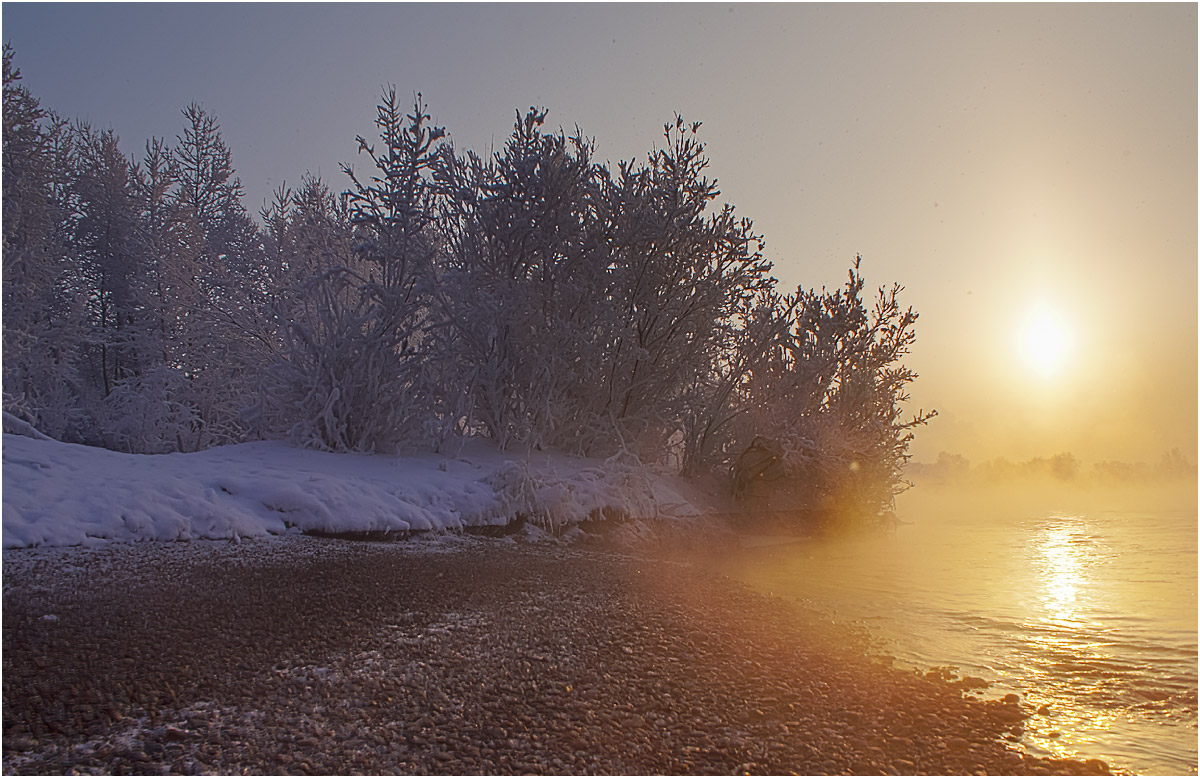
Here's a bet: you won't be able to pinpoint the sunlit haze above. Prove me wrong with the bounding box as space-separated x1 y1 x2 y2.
3 2 1195 464
1018 302 1075 381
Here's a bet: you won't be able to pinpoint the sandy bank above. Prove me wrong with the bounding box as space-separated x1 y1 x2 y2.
2 536 1111 775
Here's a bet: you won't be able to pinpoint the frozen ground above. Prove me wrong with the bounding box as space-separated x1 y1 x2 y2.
2 426 711 549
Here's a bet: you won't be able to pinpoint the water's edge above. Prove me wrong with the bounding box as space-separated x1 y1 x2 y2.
701 496 1197 776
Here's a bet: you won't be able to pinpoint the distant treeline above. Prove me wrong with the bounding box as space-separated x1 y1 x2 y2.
2 46 934 527
909 449 1196 486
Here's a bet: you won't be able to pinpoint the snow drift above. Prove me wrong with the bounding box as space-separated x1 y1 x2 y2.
2 431 706 549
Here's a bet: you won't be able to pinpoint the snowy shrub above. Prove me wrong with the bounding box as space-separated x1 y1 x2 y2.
594 116 776 462
485 452 660 533
485 460 556 530
250 92 446 453
254 264 432 453
676 288 794 477
435 107 610 453
733 258 935 529
95 367 202 454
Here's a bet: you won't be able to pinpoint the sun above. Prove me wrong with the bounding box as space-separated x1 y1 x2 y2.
1018 304 1075 378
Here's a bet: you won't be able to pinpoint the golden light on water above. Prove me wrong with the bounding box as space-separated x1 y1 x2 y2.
1027 518 1122 764
1038 523 1084 622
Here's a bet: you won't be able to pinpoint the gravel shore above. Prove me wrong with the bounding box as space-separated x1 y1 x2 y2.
3 534 1112 775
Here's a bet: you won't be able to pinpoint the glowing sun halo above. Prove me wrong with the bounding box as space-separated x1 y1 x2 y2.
1019 305 1075 378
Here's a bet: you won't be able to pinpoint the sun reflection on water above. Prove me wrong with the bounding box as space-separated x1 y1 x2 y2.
1038 522 1084 623
721 499 1199 775
1027 518 1123 764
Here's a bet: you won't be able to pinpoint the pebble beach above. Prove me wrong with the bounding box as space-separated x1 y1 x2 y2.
3 535 1113 775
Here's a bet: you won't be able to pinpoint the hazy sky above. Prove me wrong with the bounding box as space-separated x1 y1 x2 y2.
4 3 1196 464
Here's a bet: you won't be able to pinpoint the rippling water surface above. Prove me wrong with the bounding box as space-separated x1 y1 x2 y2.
718 483 1197 775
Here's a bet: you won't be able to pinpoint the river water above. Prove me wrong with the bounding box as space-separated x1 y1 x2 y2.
715 482 1197 775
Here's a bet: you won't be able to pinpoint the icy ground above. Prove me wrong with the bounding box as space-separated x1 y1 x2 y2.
2 428 711 549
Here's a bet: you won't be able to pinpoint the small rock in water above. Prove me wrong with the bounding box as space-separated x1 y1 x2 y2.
1037 704 1051 715
960 675 988 690
1083 758 1110 774
1002 693 1020 704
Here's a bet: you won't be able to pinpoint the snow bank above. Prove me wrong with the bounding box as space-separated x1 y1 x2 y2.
2 434 706 548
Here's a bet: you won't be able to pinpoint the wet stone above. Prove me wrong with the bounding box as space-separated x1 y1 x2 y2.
1 539 1114 777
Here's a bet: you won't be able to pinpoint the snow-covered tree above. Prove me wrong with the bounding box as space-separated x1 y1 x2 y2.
734 258 936 529
164 104 275 449
2 44 61 318
343 89 444 293
131 137 193 364
597 116 776 462
2 56 937 527
83 137 216 453
252 90 448 453
69 124 147 398
435 108 610 452
677 286 794 476
248 174 365 449
174 103 248 266
2 45 89 439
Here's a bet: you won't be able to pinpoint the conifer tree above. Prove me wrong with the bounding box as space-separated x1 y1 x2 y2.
163 104 274 449
254 90 448 452
2 45 86 438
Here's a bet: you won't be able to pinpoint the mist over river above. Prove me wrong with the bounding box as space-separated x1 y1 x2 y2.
713 483 1197 775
